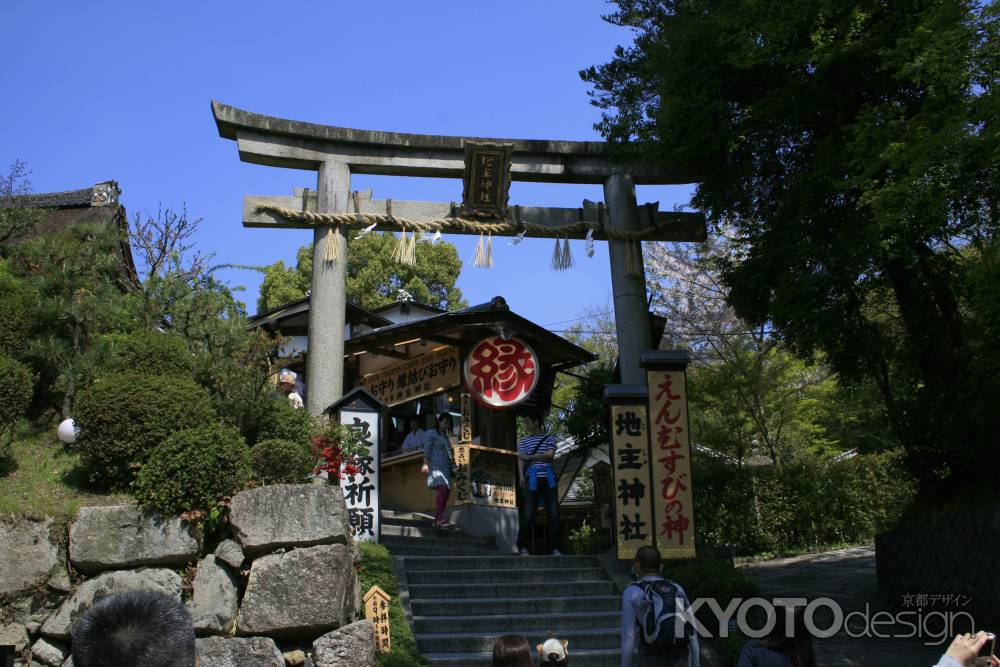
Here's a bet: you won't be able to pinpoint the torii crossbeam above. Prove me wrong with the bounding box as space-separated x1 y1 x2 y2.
212 101 706 415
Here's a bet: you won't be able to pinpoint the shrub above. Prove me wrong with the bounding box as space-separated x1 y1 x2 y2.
662 558 759 636
250 438 314 485
0 262 33 358
357 542 426 667
133 424 250 516
693 451 917 556
567 520 602 555
0 355 32 451
103 330 194 378
74 374 216 488
253 397 313 446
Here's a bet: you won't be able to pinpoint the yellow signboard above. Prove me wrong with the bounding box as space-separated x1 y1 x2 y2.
646 369 696 559
360 347 460 407
469 450 517 508
363 585 391 653
610 404 654 560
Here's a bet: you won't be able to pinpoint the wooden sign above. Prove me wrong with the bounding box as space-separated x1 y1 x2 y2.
609 402 654 560
643 352 696 559
360 347 460 407
364 585 392 653
463 336 539 409
462 140 513 218
469 450 517 508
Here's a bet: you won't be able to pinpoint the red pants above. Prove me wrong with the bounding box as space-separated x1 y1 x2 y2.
435 485 451 524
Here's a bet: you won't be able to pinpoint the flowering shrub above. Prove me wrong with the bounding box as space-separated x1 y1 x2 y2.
311 418 367 481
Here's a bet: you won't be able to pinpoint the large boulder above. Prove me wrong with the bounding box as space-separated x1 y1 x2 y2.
0 517 60 597
312 620 375 667
237 544 354 640
39 568 182 642
214 539 244 569
229 484 350 557
68 505 201 574
196 637 284 667
189 556 239 636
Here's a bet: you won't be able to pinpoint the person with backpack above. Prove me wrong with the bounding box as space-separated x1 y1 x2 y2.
621 545 699 667
515 408 561 555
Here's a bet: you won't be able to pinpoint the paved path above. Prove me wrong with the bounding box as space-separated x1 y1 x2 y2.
739 547 944 666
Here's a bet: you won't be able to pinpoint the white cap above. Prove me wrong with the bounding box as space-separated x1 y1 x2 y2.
540 638 567 663
279 370 297 384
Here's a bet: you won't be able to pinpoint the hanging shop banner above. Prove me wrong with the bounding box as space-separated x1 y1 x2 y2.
360 347 460 407
644 352 697 559
607 393 654 561
340 409 380 543
463 336 539 409
452 443 472 504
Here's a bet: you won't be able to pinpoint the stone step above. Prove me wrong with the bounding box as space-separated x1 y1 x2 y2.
410 594 621 617
407 567 609 585
382 535 495 551
416 628 620 654
380 522 494 544
407 580 618 599
423 648 620 667
412 610 620 634
400 554 602 570
381 543 499 557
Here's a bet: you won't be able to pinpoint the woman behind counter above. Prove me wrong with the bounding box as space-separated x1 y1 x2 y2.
421 412 455 529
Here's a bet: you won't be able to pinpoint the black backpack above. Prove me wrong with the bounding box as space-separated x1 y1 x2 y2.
633 579 691 649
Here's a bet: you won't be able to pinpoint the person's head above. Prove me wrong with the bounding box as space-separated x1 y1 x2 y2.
492 634 533 667
71 591 196 667
437 412 453 433
409 415 422 432
633 544 662 577
537 637 569 665
278 370 297 395
519 408 544 432
759 606 815 667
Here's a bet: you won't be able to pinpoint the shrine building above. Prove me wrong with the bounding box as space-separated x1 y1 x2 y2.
249 294 594 551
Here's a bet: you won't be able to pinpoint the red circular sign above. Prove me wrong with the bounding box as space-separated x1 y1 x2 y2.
463 336 539 410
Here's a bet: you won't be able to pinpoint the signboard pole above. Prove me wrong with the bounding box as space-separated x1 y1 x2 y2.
605 384 655 561
641 350 697 559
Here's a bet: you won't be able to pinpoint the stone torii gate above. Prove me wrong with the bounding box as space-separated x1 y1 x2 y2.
212 101 705 415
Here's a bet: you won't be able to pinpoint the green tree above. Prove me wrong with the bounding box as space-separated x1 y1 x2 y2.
256 233 467 312
0 160 43 247
583 0 1000 497
11 223 137 418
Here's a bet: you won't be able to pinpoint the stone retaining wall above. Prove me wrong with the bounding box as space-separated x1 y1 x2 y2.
0 484 373 667
875 502 1000 632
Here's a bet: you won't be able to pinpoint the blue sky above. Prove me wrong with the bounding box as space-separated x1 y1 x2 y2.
1 1 694 331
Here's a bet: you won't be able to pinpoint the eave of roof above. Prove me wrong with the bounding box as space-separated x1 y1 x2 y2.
248 296 393 330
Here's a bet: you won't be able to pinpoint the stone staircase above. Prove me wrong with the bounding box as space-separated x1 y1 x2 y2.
381 511 622 667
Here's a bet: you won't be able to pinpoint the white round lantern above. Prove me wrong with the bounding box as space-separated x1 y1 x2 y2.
57 418 78 444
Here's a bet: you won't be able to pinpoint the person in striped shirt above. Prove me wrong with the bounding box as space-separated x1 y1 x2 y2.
516 408 561 556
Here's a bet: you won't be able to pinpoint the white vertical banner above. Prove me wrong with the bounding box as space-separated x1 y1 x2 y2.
340 409 380 543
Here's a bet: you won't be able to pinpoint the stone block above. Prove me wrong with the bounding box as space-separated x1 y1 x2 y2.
214 539 245 569
0 518 60 597
195 636 284 667
30 637 68 666
311 620 375 667
68 505 201 574
189 555 239 636
229 484 350 557
237 544 354 640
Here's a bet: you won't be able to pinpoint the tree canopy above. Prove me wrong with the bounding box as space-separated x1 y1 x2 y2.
583 0 1000 498
257 233 467 313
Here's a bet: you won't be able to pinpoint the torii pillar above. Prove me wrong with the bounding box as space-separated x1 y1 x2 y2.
212 101 704 414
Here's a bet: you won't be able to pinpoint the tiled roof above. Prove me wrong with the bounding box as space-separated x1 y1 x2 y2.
2 181 120 209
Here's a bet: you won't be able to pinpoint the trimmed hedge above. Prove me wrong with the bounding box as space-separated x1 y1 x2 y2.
74 374 216 488
694 451 916 556
250 438 314 485
133 424 251 516
103 330 194 378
